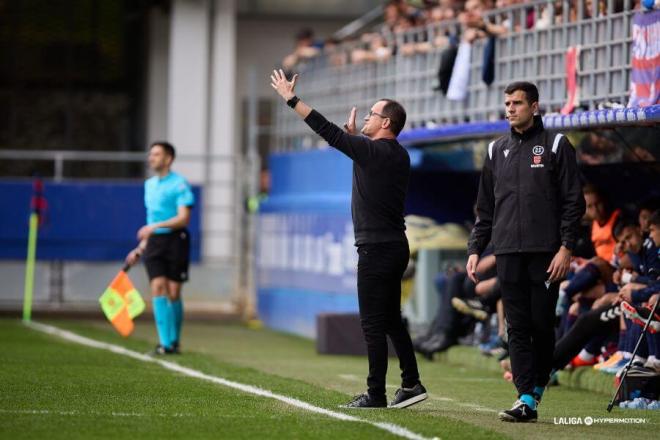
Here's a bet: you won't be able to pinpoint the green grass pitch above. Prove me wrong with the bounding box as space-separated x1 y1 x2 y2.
1 318 658 439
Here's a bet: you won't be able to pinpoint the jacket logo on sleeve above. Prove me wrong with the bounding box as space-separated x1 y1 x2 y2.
503 149 510 158
531 145 545 168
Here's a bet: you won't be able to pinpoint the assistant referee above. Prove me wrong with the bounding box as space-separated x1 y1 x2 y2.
125 141 194 355
271 69 427 409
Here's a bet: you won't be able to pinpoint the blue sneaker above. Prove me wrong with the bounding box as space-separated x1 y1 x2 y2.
600 357 630 375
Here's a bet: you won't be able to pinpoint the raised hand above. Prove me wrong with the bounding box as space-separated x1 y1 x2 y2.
343 107 357 134
270 69 298 101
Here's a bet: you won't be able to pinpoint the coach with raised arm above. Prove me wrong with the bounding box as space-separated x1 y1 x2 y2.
466 81 585 422
270 69 427 409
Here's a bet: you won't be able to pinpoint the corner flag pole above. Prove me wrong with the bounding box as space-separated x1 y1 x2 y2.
23 177 45 322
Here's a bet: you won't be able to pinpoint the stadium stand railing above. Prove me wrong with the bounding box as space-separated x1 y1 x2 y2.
0 150 243 314
274 0 640 151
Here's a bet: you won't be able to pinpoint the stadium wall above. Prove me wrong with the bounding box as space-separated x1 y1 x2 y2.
0 181 202 261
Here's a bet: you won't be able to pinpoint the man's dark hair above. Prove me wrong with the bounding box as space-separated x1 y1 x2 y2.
504 81 539 105
150 141 176 159
613 215 639 240
639 196 660 213
650 209 660 227
296 28 314 42
380 98 407 136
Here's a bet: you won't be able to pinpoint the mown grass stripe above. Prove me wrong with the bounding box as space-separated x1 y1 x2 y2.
25 321 437 440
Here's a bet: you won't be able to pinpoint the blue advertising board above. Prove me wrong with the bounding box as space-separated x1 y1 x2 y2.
256 149 358 338
0 180 201 262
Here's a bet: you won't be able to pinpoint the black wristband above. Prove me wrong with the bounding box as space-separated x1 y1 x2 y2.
286 96 300 109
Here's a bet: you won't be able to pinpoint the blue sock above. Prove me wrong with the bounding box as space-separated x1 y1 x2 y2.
617 330 625 351
631 325 648 358
563 263 599 297
152 296 172 348
520 394 536 410
624 320 633 353
169 299 183 344
533 386 545 399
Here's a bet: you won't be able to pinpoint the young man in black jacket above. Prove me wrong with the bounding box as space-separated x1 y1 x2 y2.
466 81 585 422
271 69 426 409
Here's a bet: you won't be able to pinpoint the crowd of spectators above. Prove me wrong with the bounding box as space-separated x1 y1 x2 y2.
281 0 631 72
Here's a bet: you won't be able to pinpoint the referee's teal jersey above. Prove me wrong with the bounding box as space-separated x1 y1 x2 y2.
144 172 194 234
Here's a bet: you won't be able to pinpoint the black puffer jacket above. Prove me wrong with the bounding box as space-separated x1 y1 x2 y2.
468 115 585 256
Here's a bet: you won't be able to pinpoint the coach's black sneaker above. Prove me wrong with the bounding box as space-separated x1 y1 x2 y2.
340 393 387 409
151 344 176 355
498 400 538 423
389 383 428 408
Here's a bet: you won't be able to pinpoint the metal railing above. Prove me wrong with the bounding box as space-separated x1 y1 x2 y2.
274 0 637 151
0 148 253 312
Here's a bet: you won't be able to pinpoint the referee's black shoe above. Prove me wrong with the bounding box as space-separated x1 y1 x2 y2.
498 400 538 423
151 344 176 355
340 393 387 409
389 383 428 408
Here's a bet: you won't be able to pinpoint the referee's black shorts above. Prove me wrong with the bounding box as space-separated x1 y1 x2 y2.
143 229 190 283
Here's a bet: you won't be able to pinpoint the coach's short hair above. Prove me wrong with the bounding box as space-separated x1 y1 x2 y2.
150 141 176 159
504 81 539 105
380 99 407 136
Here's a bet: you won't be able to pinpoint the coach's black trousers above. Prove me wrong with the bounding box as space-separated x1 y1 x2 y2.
357 241 420 398
497 253 558 396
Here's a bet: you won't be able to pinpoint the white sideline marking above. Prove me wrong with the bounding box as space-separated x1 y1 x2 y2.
0 409 191 418
26 322 437 440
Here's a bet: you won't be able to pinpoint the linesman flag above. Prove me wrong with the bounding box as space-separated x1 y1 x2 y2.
99 265 145 337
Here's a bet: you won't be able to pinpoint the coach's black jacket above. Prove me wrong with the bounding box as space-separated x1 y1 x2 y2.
467 115 585 256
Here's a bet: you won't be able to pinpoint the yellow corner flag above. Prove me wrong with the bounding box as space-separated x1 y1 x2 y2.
99 268 145 337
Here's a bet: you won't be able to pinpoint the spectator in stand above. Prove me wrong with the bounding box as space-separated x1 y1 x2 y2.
459 0 508 43
351 33 393 64
416 0 461 53
381 1 402 34
282 28 321 74
393 11 423 56
323 38 348 67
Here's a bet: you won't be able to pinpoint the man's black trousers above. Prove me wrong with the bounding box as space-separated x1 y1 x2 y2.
497 252 559 396
357 241 420 398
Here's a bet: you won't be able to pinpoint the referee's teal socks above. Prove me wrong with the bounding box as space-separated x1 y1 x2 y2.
169 299 183 345
153 296 173 348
